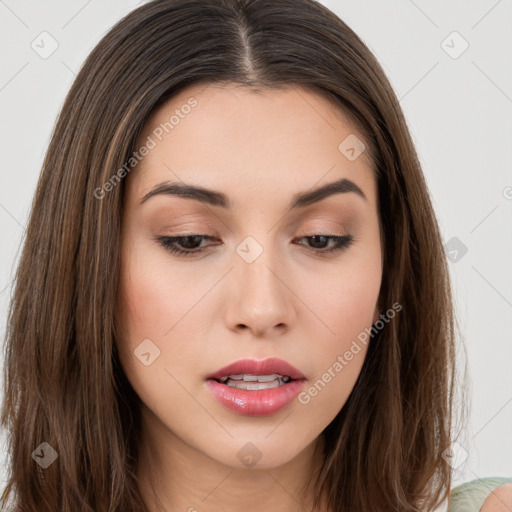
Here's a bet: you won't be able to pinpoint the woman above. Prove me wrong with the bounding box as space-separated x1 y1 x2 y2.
1 0 510 510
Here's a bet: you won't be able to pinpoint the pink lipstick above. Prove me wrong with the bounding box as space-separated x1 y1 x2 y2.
205 357 307 416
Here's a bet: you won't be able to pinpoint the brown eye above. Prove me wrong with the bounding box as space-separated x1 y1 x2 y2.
155 233 354 258
294 234 354 254
156 235 216 256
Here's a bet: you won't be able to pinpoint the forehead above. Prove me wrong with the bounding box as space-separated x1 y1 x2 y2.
129 83 377 208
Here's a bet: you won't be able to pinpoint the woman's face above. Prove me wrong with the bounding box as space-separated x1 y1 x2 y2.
116 83 383 470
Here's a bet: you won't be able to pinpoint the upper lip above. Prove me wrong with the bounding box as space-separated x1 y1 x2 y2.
206 357 306 381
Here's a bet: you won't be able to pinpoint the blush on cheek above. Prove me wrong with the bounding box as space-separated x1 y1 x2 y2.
306 280 379 341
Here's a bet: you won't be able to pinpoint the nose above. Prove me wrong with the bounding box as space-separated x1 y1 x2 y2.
224 243 296 338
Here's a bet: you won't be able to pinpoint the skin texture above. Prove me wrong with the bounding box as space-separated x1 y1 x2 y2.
481 484 512 512
116 83 383 512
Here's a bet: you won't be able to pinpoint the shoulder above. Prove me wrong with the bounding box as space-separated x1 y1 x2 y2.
448 478 512 512
480 483 512 511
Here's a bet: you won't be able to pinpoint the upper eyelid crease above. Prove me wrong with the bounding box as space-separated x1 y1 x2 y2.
139 177 367 209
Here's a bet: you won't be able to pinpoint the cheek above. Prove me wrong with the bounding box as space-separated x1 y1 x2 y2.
294 243 381 417
115 241 198 398
117 238 200 345
300 238 381 345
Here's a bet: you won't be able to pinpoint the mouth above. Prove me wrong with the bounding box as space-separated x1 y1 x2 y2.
215 373 293 390
205 358 307 417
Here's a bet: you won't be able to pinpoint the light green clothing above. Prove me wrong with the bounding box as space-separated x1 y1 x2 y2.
448 477 512 511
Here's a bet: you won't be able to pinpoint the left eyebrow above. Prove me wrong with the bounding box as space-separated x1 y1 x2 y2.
140 177 367 209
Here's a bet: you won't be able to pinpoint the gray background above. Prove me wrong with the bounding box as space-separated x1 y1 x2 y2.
0 0 511 493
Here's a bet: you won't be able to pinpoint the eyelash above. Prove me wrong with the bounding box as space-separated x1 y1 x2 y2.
155 233 354 257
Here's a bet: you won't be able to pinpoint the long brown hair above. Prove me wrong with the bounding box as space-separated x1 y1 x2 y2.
1 0 466 510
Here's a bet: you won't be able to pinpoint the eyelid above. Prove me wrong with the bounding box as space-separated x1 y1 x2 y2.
155 232 355 258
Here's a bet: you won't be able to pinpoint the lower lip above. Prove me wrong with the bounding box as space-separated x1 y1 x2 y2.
205 378 306 417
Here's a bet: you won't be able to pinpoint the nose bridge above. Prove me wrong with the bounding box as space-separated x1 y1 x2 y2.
226 233 294 335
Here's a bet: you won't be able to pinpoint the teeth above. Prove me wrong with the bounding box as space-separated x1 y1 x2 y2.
219 373 292 384
242 380 282 390
218 375 292 390
256 374 281 382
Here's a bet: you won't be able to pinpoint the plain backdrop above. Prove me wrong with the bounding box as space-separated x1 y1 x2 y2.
0 0 511 494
